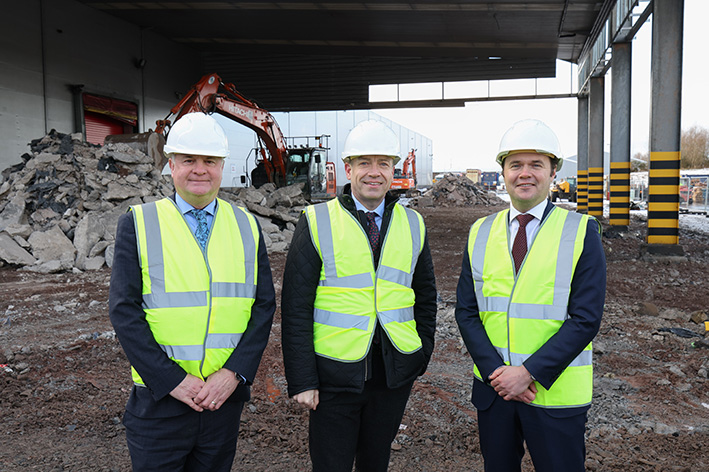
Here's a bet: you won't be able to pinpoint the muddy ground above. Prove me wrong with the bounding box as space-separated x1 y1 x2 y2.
1 204 708 471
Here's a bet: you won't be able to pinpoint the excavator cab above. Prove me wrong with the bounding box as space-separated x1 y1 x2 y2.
284 146 333 201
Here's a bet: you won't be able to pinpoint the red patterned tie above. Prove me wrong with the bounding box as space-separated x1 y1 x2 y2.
365 212 380 251
512 214 535 272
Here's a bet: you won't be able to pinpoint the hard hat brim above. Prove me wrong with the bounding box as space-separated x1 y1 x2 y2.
342 154 401 165
496 150 563 171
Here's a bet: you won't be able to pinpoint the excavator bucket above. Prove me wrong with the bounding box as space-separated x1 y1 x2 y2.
104 131 167 171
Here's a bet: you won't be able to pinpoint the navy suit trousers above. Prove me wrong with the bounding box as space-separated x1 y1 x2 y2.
123 398 244 472
476 386 587 472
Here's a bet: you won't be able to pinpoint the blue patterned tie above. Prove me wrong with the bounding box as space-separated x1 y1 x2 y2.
192 209 209 249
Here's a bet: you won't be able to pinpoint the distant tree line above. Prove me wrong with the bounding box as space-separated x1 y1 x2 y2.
631 125 709 172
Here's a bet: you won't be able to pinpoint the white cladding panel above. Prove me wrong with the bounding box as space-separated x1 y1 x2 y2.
215 110 433 189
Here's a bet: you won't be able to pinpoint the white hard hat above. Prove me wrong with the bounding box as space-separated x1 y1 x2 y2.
496 119 563 171
342 120 400 165
163 112 229 158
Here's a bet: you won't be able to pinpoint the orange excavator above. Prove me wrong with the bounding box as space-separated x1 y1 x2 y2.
106 73 336 201
390 148 417 192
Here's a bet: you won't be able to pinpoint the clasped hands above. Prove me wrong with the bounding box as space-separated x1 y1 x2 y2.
169 368 241 412
489 365 538 403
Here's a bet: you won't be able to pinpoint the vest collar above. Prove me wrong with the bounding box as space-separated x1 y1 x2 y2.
174 192 217 217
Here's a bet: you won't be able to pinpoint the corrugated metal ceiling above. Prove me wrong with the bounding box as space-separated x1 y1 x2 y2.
76 1 613 110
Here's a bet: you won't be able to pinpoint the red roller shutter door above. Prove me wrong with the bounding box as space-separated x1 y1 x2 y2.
82 93 138 145
85 111 125 145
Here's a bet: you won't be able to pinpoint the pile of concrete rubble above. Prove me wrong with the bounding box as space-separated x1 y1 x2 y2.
409 173 506 208
0 131 305 273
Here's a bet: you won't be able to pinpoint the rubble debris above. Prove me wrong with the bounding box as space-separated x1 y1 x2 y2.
636 302 659 317
689 310 707 324
408 173 506 208
0 130 309 272
656 327 703 339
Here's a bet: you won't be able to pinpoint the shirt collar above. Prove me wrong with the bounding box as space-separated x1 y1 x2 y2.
175 193 217 216
509 198 547 224
352 196 385 218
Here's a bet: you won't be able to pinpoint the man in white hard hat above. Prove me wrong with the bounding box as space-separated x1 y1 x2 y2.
455 119 606 471
109 112 276 471
281 120 437 471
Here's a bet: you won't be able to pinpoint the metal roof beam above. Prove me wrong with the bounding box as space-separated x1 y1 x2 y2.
577 0 652 95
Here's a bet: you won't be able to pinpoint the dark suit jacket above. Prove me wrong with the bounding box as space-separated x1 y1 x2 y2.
109 196 276 418
281 186 438 395
455 200 606 415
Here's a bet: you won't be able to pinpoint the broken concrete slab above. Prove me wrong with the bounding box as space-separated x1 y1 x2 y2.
0 232 37 265
28 225 76 265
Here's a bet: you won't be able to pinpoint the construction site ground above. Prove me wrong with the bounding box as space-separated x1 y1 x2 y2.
1 203 708 471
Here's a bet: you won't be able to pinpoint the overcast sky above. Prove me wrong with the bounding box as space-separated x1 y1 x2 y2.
376 0 708 172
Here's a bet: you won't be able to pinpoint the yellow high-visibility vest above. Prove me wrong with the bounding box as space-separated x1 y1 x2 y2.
467 206 595 408
130 197 259 385
305 199 425 362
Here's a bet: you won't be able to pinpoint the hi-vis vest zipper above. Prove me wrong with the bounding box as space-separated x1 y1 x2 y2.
467 206 595 408
305 199 426 362
130 197 259 385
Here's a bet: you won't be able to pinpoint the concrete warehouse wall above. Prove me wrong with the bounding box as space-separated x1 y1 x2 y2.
1 0 432 191
0 0 201 171
214 110 434 189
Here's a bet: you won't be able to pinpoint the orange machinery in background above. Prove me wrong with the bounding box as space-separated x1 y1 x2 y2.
390 149 417 192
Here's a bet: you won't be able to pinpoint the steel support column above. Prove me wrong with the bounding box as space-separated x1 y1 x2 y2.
576 96 589 213
609 42 632 227
647 0 684 245
588 76 605 218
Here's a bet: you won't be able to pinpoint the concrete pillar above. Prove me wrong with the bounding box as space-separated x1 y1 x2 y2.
576 96 589 214
588 76 605 218
647 0 684 247
609 42 632 227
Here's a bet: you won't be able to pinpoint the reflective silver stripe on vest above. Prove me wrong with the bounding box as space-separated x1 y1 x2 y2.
494 346 592 367
311 202 421 329
377 265 412 287
313 203 373 289
320 273 373 289
507 211 584 321
314 309 370 330
139 202 208 308
473 210 585 320
376 207 422 292
212 281 256 299
206 332 244 349
231 205 257 294
139 200 256 308
144 290 208 308
404 207 422 273
159 333 244 361
479 296 511 313
471 215 496 309
379 307 415 324
494 346 511 364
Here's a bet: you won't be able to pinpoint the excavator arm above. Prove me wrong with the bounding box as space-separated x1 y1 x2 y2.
402 149 416 182
155 73 289 185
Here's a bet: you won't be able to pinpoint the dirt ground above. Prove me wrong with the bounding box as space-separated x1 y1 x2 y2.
1 204 708 471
